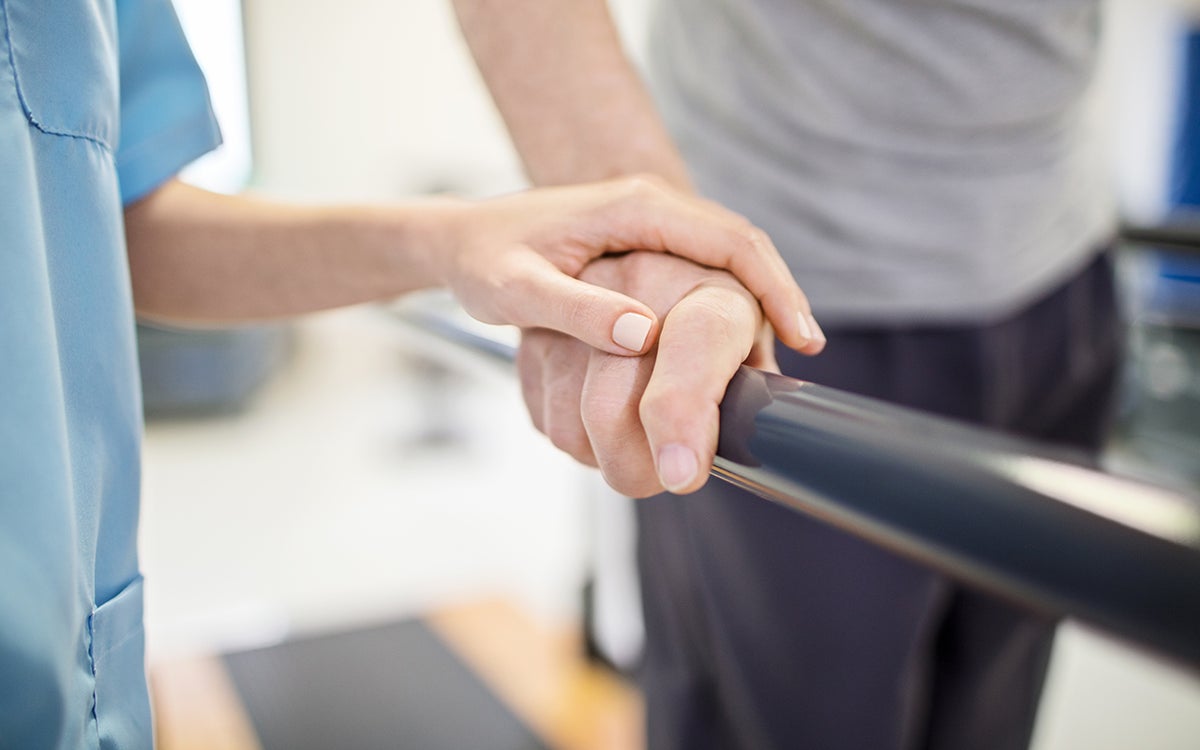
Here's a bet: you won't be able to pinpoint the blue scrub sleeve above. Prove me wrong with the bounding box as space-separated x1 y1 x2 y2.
115 0 222 205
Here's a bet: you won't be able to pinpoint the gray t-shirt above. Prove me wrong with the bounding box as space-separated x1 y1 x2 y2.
647 0 1115 324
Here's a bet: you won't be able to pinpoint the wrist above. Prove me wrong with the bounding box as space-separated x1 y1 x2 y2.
400 195 475 288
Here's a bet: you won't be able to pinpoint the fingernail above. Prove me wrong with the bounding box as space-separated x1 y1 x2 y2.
796 312 813 342
612 312 653 352
807 314 826 345
657 444 699 493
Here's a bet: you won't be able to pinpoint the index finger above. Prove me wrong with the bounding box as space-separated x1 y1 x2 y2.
636 279 765 494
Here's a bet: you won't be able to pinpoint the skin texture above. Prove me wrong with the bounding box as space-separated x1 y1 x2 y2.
452 0 824 493
122 177 813 360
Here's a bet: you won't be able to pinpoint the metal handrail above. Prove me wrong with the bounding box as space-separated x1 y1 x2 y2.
1122 215 1200 255
393 301 1200 671
714 368 1200 669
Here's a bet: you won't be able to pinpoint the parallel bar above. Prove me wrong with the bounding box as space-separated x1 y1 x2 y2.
395 303 1200 669
1121 217 1200 255
715 367 1200 669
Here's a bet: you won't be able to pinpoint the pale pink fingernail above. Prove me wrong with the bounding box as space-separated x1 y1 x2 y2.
657 443 699 493
796 312 813 342
612 312 653 352
807 314 826 345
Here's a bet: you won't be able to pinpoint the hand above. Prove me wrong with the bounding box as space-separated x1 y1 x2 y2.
518 251 790 497
428 175 823 357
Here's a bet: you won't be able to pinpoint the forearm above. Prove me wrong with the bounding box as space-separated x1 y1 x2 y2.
124 180 454 324
452 0 691 188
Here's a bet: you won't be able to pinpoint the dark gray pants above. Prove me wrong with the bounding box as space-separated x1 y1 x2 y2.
636 253 1123 750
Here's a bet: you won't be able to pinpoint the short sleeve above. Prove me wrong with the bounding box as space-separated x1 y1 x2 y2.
114 0 222 205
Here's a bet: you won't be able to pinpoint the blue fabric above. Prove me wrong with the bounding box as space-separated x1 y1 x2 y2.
0 1 219 747
1170 28 1200 209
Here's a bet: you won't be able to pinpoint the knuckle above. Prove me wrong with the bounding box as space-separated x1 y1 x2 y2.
690 294 746 340
637 387 674 429
614 249 655 278
598 457 662 499
544 420 592 463
639 388 715 441
739 225 770 255
622 173 667 195
580 358 647 429
616 478 664 500
749 227 773 253
580 387 625 433
612 174 669 212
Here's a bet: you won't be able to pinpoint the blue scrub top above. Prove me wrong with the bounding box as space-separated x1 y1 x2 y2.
0 0 220 747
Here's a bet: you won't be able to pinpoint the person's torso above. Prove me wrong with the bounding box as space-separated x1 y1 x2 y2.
648 0 1115 323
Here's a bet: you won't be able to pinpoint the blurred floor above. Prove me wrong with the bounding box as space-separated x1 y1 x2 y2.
151 598 642 750
139 305 592 658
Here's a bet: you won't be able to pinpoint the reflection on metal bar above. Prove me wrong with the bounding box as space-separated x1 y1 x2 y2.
394 301 1200 670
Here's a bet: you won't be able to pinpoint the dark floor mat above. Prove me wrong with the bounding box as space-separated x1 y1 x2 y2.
222 618 549 750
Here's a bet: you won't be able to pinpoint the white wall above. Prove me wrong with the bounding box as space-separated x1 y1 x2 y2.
239 0 651 201
173 0 253 192
1097 0 1195 222
241 0 524 200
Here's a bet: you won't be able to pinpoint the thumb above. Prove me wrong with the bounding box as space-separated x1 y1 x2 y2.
492 262 661 356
